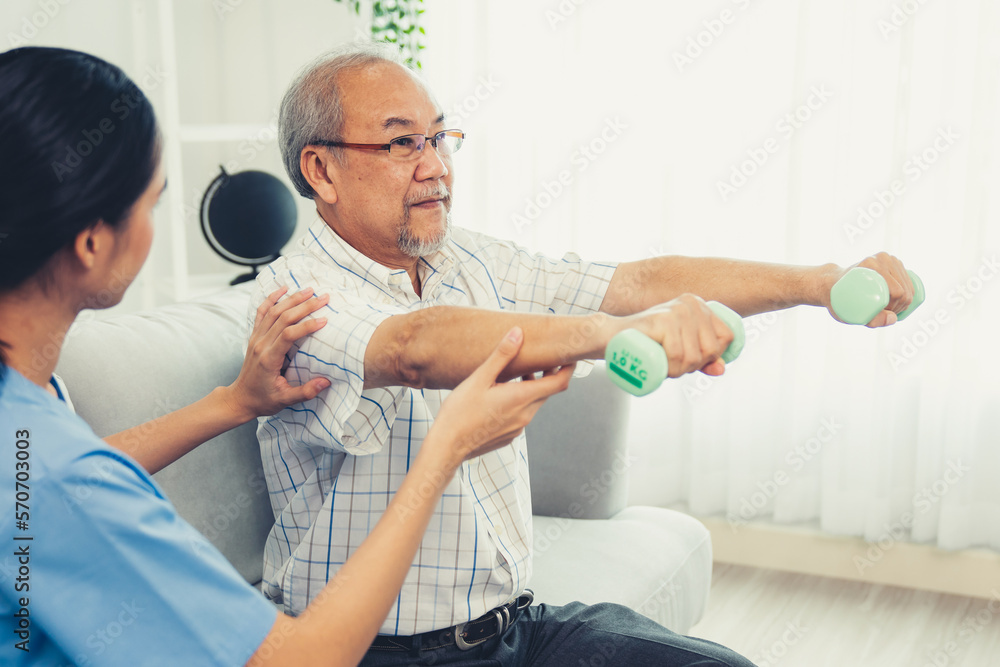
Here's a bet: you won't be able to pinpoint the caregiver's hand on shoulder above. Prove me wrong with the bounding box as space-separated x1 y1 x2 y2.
225 286 332 421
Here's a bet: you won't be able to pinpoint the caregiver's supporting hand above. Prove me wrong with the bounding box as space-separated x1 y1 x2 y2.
104 286 331 474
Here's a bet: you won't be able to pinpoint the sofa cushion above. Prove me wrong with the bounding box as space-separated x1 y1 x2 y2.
525 362 631 520
530 507 712 635
54 287 273 585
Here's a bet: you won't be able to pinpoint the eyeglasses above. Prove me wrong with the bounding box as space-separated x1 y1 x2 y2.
314 129 465 159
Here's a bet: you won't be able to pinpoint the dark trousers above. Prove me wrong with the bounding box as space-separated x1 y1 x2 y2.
360 601 755 666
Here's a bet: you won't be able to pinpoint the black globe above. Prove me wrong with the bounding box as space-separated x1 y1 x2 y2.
200 168 298 268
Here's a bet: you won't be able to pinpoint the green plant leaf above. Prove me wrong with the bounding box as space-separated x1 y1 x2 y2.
332 0 424 69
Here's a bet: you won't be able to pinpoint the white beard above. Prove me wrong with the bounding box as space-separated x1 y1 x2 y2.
397 212 451 258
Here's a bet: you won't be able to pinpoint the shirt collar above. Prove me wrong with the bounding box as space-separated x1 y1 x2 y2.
302 216 456 291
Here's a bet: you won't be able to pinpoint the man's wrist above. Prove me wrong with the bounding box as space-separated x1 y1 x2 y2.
805 263 843 308
560 312 622 363
592 312 626 360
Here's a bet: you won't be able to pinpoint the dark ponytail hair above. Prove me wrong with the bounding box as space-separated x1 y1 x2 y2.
0 47 160 371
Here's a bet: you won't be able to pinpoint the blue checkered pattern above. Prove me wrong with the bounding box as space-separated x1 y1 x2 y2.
250 218 617 635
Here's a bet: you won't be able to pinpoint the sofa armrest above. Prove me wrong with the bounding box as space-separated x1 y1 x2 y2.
525 363 633 520
531 508 712 633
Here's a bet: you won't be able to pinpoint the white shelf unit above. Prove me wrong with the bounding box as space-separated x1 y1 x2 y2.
142 0 358 308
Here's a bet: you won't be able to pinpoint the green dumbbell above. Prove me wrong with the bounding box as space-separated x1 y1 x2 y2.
605 301 746 397
830 268 925 325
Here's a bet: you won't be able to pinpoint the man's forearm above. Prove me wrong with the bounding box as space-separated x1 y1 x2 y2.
364 307 616 390
601 256 839 317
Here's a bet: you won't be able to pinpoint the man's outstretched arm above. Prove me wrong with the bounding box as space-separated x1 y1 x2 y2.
601 252 917 325
364 296 735 390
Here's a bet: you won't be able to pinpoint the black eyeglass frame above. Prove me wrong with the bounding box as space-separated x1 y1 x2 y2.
313 129 466 158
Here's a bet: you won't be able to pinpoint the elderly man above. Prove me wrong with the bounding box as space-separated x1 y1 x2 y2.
251 44 914 666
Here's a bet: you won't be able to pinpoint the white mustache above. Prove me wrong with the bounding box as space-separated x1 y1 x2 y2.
405 184 451 206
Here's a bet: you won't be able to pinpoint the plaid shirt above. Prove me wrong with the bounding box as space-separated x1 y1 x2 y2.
250 217 617 635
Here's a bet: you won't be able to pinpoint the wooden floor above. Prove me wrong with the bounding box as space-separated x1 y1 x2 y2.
689 564 1000 667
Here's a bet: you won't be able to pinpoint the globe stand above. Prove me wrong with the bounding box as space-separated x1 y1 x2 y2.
230 267 261 286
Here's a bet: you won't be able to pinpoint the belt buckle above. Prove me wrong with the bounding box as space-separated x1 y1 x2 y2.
518 589 534 610
454 609 503 651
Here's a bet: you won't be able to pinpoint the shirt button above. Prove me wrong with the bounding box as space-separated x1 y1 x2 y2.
495 524 504 537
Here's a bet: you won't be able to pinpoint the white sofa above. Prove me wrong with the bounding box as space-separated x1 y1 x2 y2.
54 287 713 634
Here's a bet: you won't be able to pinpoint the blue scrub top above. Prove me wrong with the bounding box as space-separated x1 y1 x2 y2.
0 367 277 666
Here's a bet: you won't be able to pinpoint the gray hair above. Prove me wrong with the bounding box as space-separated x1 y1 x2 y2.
279 42 410 198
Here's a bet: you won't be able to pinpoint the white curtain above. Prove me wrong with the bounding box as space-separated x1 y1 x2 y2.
422 0 1000 552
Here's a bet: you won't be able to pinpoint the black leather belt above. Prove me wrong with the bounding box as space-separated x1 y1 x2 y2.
369 590 534 652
